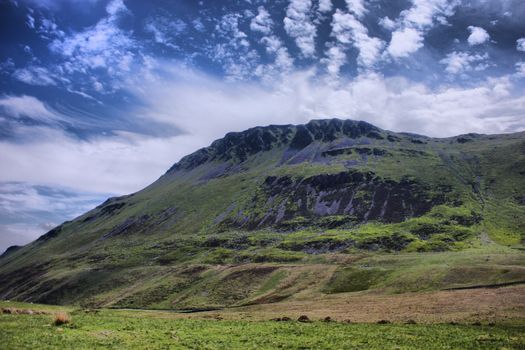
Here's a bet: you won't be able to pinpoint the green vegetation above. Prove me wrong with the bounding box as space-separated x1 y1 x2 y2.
324 267 390 293
1 303 524 350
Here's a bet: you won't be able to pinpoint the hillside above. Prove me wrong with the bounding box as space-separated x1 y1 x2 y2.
1 118 524 311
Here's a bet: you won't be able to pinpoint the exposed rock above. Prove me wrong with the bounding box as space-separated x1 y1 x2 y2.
102 215 151 239
169 125 293 171
271 317 292 322
321 147 390 157
231 170 447 229
168 119 383 172
290 125 314 149
297 315 310 322
387 134 401 142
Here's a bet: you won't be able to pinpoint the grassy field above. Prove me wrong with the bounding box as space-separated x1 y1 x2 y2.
1 301 524 350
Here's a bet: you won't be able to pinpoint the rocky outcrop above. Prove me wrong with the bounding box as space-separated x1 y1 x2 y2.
167 119 389 173
222 170 448 229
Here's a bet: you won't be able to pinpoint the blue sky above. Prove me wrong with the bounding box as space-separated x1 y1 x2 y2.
1 0 525 252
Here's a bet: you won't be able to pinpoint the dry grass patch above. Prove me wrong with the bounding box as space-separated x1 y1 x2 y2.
53 312 71 326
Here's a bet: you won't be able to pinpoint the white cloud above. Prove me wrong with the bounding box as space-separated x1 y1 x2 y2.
328 9 384 72
105 0 127 16
0 223 46 253
401 0 459 29
284 0 317 57
12 66 58 86
250 6 273 35
257 35 294 79
125 62 525 144
322 45 347 76
0 182 103 217
467 26 490 45
386 0 460 59
249 7 294 80
0 181 108 252
517 38 525 52
440 51 489 74
345 0 367 18
318 0 332 13
387 27 423 58
0 126 189 195
379 16 396 31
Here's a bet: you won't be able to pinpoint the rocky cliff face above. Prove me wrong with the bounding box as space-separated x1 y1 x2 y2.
168 119 384 172
220 170 448 230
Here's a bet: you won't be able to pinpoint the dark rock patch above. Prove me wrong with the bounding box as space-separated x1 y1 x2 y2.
387 134 401 142
102 215 151 239
321 147 390 157
231 170 446 229
297 315 310 322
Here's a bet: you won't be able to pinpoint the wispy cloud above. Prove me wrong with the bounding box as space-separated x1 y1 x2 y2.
440 51 489 75
12 65 59 86
46 0 138 91
144 14 186 49
212 13 259 80
0 95 61 122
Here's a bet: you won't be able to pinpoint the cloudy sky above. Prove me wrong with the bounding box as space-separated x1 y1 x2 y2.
0 0 524 252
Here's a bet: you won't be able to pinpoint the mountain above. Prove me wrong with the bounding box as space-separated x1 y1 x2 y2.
1 118 524 310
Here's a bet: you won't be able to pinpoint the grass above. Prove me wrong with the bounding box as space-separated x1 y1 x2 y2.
0 302 524 349
323 267 390 293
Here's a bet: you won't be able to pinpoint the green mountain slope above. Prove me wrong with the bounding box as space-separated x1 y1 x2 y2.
1 118 524 309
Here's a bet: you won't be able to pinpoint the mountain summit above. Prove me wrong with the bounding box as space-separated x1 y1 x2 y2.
1 119 524 309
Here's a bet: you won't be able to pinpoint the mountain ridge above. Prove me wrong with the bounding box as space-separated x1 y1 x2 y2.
1 117 524 310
